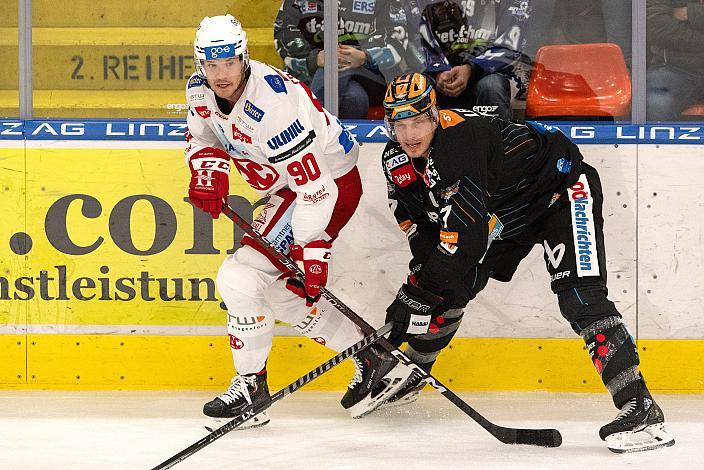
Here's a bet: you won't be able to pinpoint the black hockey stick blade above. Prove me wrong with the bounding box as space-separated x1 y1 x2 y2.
221 203 563 448
151 322 393 470
494 426 562 448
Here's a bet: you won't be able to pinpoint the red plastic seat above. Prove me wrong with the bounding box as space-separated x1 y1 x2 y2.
682 104 704 116
526 43 631 118
366 104 385 120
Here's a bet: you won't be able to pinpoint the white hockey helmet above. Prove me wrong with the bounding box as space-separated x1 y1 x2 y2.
193 14 249 77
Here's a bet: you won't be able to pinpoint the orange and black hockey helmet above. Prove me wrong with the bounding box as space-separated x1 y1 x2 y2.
383 73 437 121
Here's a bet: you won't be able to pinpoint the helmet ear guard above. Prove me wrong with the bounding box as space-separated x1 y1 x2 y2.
193 14 250 78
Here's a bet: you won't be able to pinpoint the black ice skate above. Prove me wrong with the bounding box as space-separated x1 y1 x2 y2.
340 344 412 418
375 369 429 411
203 370 271 432
599 393 675 453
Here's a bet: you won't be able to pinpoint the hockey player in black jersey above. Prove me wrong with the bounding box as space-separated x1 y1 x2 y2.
374 72 675 453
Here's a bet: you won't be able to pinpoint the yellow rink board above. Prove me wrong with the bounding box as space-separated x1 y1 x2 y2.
0 27 282 90
1 335 702 392
0 0 280 28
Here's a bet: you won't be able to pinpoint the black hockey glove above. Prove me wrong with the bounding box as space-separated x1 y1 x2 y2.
385 283 444 347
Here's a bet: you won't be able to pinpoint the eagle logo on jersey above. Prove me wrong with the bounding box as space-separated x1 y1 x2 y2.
232 158 280 191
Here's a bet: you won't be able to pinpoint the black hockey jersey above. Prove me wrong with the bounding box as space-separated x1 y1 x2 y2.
382 109 583 295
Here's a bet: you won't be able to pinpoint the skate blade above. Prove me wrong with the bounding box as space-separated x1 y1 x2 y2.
375 387 424 412
204 410 270 432
605 422 675 453
349 367 414 419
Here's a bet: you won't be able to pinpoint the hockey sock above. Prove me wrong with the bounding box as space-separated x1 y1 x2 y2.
580 316 648 408
406 308 464 369
227 311 275 374
291 303 363 351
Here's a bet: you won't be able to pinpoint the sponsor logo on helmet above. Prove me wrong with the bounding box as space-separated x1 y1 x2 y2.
204 44 237 60
243 100 265 122
267 119 305 150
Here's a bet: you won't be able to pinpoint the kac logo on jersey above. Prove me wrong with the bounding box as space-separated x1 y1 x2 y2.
352 0 375 14
232 158 280 191
568 174 599 277
243 100 265 122
267 119 305 150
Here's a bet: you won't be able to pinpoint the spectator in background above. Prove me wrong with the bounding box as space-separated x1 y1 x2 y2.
274 0 420 119
551 1 632 66
646 0 704 121
413 0 538 119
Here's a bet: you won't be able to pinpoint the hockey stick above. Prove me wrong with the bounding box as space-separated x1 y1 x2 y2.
152 322 394 469
221 203 562 448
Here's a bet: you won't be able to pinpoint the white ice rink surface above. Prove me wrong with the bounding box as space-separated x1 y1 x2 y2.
1 391 701 469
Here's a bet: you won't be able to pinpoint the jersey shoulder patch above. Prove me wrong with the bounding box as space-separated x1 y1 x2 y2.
186 74 207 103
438 109 467 129
264 74 287 94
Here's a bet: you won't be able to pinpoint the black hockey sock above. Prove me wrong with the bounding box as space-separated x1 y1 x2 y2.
580 316 647 408
406 308 463 369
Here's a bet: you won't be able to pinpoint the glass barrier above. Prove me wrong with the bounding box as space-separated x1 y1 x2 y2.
645 0 704 123
0 2 19 117
8 1 701 123
275 0 637 122
29 0 282 119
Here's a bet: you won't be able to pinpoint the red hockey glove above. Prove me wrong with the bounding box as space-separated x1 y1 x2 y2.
285 240 332 307
188 147 231 219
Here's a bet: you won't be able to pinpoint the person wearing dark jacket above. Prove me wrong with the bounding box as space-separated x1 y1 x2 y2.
274 0 421 119
647 0 704 121
373 72 675 454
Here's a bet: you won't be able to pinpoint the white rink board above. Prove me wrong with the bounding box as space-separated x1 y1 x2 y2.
332 143 703 340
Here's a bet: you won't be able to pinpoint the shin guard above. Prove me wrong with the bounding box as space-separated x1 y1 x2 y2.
580 316 646 408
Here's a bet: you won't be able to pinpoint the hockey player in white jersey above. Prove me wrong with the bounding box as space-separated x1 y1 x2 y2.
185 14 410 430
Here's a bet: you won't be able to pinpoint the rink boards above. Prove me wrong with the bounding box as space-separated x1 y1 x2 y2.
1 120 703 392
